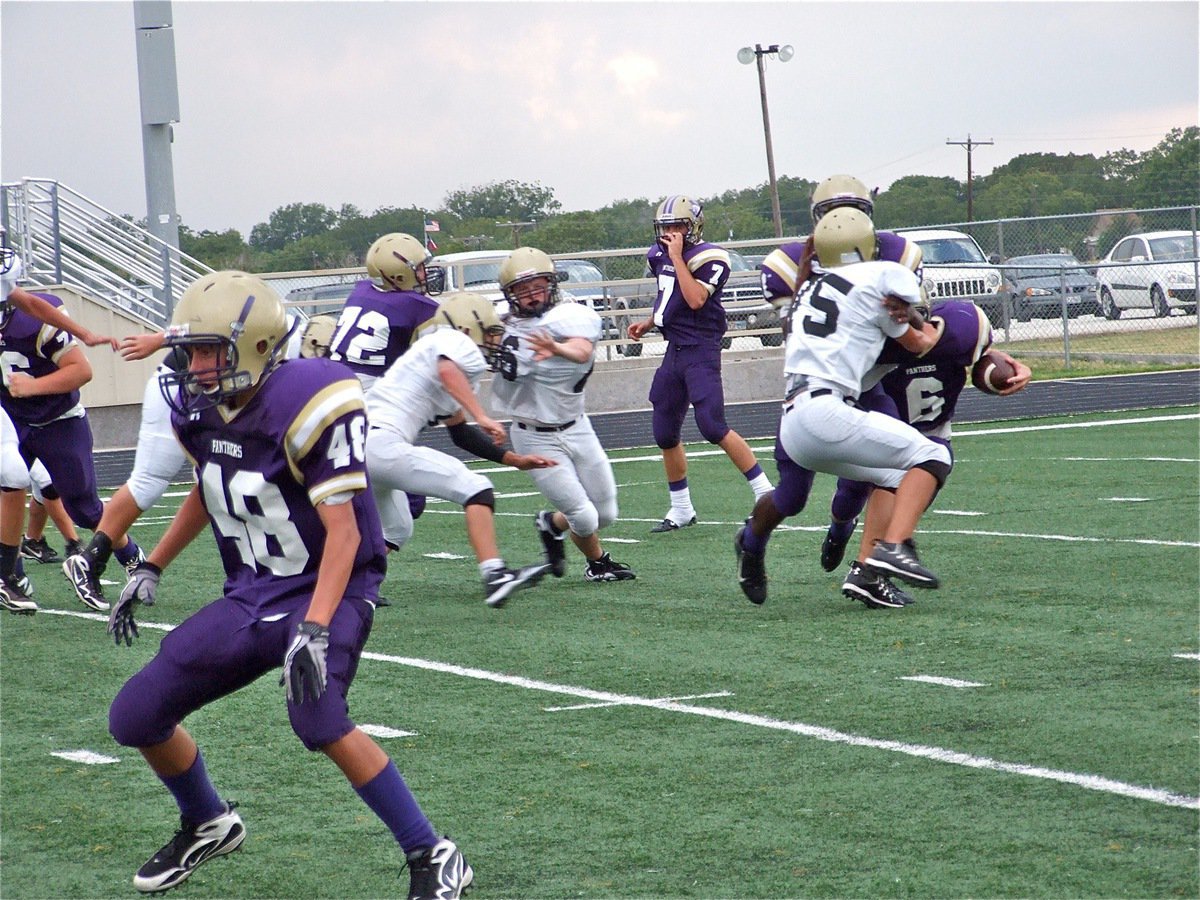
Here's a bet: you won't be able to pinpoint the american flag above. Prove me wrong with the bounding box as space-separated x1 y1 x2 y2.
426 235 438 251
424 218 440 233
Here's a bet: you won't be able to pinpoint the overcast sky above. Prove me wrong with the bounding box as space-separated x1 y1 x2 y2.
3 1 1197 237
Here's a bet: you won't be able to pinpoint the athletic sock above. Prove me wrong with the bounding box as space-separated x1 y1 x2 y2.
667 478 694 519
744 464 773 499
355 760 438 855
479 558 504 577
159 750 225 825
0 543 18 580
828 518 857 543
113 537 143 568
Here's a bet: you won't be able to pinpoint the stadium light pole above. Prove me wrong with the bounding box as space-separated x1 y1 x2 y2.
738 43 793 239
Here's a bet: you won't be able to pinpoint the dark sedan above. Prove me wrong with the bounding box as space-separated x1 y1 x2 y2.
1002 253 1099 321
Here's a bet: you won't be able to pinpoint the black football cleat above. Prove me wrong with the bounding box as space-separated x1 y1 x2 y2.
734 522 767 605
864 539 939 588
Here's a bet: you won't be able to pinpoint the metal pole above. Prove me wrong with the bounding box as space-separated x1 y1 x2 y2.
754 46 783 239
134 1 182 314
50 182 63 284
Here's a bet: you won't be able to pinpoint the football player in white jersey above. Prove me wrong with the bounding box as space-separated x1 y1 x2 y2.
746 209 952 591
490 248 635 583
364 292 553 608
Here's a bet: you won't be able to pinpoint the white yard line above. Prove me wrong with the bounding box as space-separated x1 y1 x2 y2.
38 609 1199 810
900 676 989 688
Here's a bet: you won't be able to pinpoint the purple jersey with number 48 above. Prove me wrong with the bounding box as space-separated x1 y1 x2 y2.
171 357 386 613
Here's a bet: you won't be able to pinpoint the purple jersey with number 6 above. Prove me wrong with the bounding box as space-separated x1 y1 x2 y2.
0 292 82 425
646 240 731 347
879 300 992 438
171 357 386 613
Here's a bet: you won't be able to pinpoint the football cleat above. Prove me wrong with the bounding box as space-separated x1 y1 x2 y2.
132 801 245 893
534 511 567 578
734 522 767 605
123 544 148 578
649 513 697 533
864 539 939 588
20 535 62 564
841 561 912 610
63 553 109 612
583 552 636 582
483 563 549 608
819 518 857 573
406 836 473 900
0 575 39 615
64 538 84 558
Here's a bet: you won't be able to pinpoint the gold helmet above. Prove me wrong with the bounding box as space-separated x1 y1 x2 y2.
366 233 439 294
653 195 704 246
161 270 291 413
499 247 561 318
426 292 505 368
813 208 878 269
298 313 339 359
810 175 875 223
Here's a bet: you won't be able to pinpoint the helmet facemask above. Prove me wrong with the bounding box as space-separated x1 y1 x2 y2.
653 196 704 247
499 248 562 318
159 272 292 415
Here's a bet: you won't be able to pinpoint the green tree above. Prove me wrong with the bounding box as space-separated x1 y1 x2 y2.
179 226 250 270
1130 126 1200 208
248 202 339 252
443 180 561 222
874 176 964 228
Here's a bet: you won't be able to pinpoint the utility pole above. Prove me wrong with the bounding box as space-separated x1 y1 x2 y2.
946 134 993 222
495 220 535 248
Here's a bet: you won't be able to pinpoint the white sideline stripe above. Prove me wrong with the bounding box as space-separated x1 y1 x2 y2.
1107 497 1151 502
602 537 641 544
544 691 734 712
359 724 416 739
953 413 1198 437
929 509 986 517
52 750 119 765
1060 457 1198 463
423 552 469 560
419 509 1200 548
1173 653 1200 661
38 610 1200 810
901 676 988 688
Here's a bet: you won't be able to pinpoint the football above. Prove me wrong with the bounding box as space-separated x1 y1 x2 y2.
971 350 1016 394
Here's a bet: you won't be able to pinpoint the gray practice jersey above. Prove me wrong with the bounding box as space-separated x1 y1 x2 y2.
784 260 920 397
365 326 488 445
491 302 601 425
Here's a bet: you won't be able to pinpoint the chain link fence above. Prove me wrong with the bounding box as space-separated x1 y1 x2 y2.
271 207 1199 371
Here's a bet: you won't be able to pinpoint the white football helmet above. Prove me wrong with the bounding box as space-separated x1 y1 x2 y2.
160 271 292 413
366 233 442 294
810 175 876 223
653 195 704 246
298 313 339 359
499 247 561 318
426 292 505 368
812 209 878 269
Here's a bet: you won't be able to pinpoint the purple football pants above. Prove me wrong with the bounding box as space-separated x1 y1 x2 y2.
110 593 375 752
14 414 103 529
649 343 731 449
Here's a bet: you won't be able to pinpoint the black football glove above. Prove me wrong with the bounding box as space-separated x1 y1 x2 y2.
281 621 330 704
108 562 161 647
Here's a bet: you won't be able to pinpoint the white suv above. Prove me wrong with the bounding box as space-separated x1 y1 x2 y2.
1096 230 1199 319
899 228 1008 326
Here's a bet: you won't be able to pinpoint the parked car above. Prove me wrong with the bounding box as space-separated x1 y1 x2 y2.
722 249 782 349
283 281 356 316
427 250 509 312
1095 230 1199 319
900 228 1009 326
1002 253 1099 321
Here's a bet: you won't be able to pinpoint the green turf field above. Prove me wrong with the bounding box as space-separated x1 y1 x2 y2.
2 407 1198 899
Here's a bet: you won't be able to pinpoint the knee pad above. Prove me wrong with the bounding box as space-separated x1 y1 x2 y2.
464 488 495 510
0 485 23 494
128 471 170 512
694 410 731 446
37 483 59 502
596 498 618 531
654 436 681 451
566 504 600 539
915 458 953 489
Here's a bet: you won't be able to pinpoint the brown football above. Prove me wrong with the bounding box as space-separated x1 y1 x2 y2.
971 350 1016 394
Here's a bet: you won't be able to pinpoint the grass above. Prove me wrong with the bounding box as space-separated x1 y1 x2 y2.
998 321 1198 378
2 407 1198 898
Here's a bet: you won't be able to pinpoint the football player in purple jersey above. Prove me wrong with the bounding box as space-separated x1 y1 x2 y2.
104 272 471 898
833 302 1029 608
328 232 441 391
627 196 772 532
0 291 143 612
